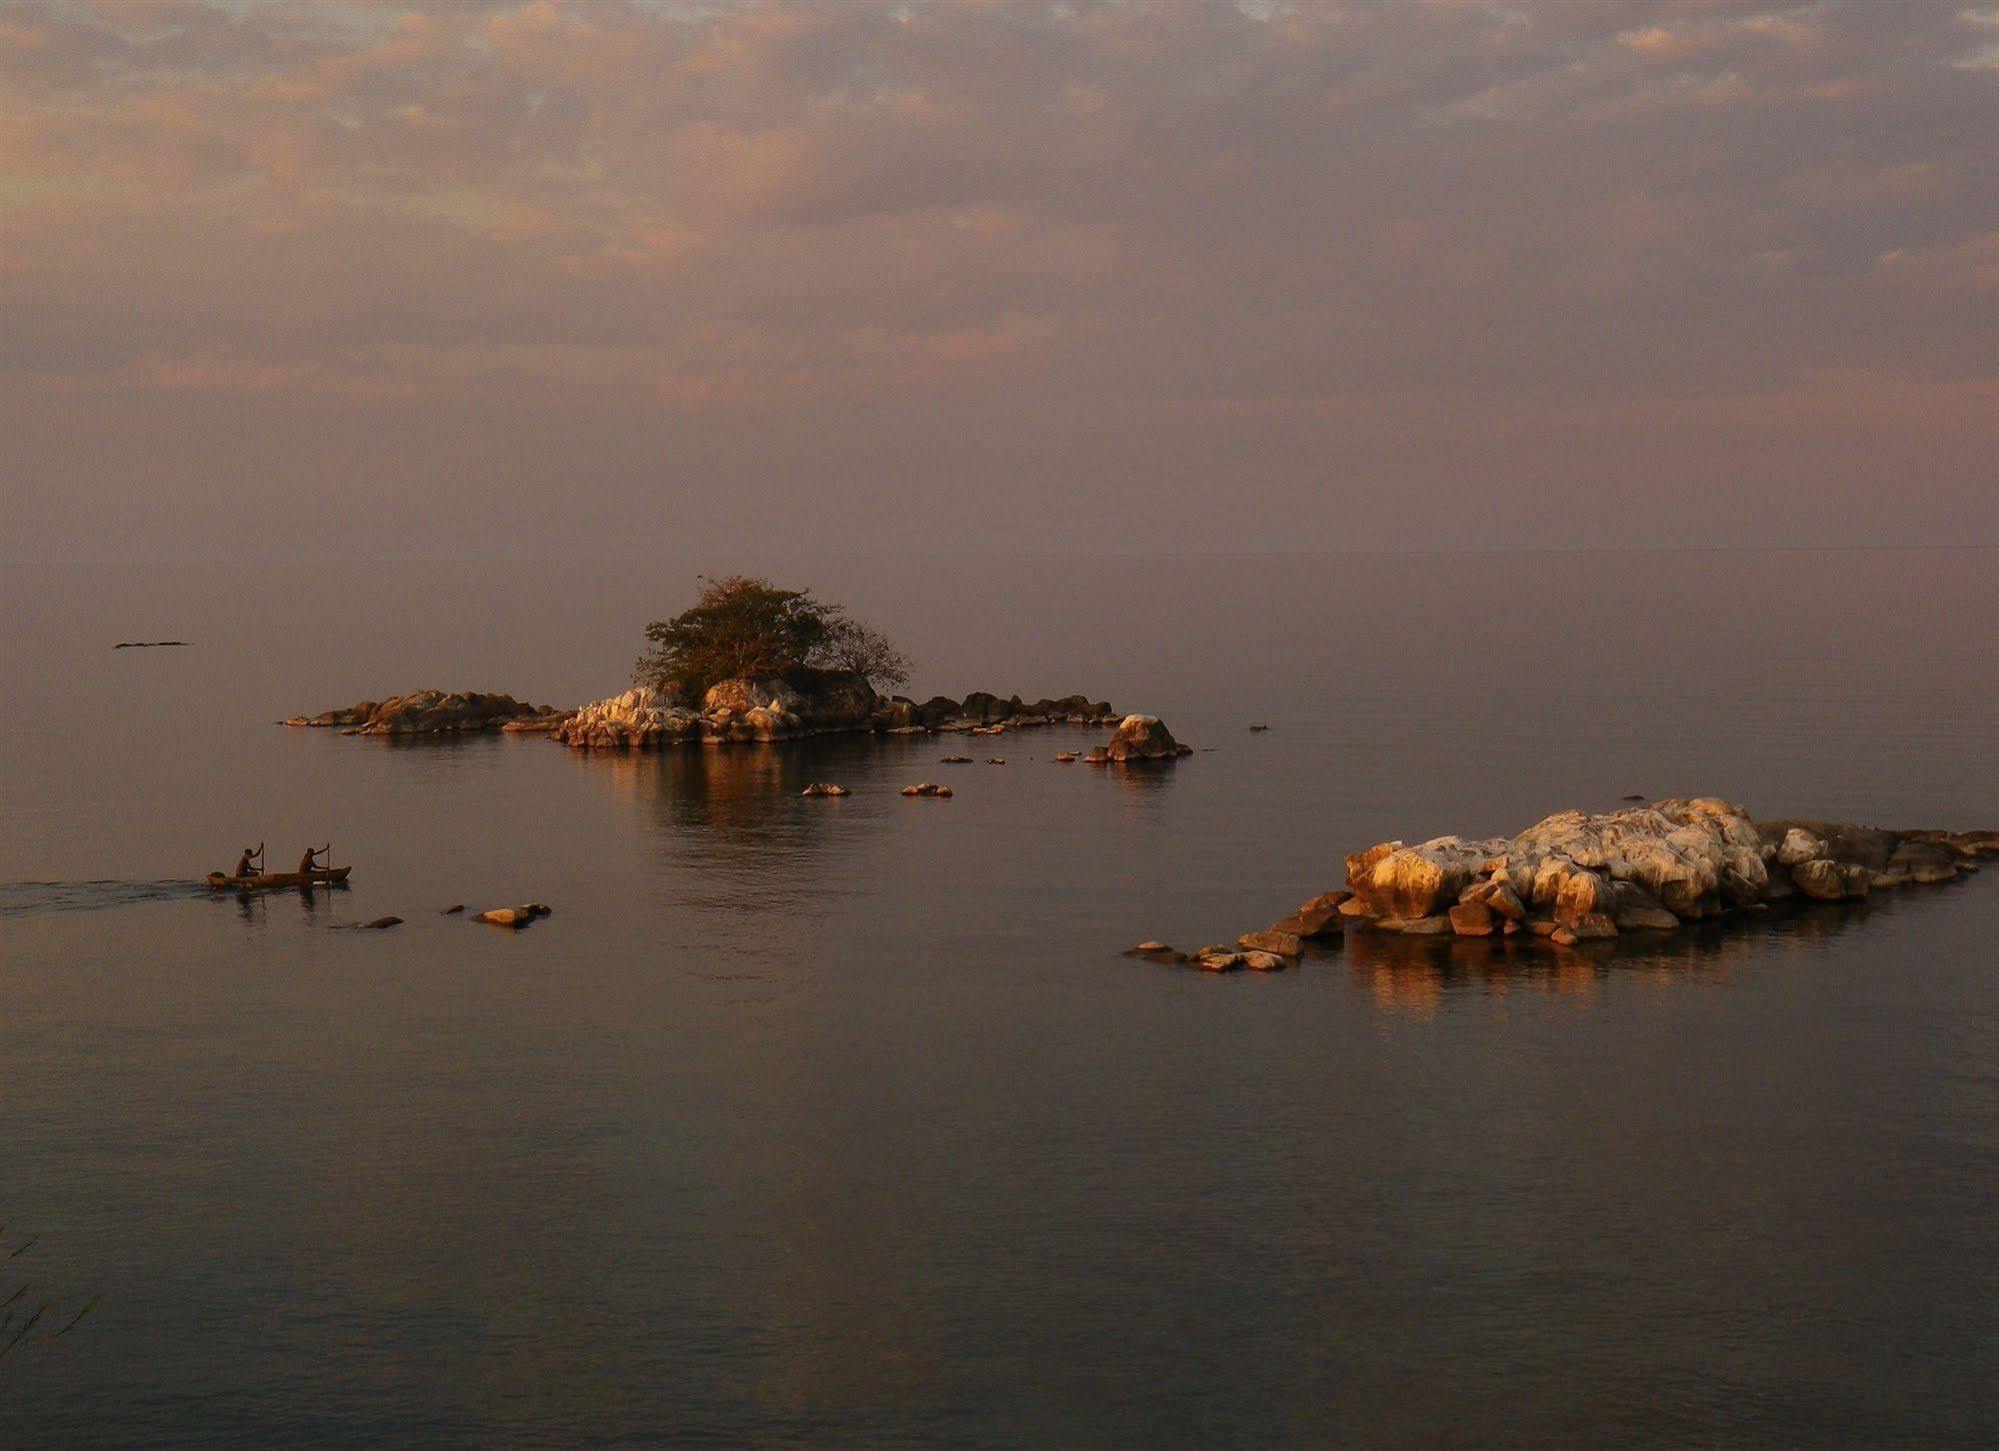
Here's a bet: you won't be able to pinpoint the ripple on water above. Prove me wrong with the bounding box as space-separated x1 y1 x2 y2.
0 879 206 918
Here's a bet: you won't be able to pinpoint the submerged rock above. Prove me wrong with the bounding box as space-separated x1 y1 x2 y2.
901 782 952 798
800 783 849 797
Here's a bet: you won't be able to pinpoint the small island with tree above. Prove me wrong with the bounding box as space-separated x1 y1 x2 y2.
282 575 1190 759
631 575 911 704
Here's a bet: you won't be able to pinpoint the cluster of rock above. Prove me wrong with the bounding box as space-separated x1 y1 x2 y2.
285 681 1196 777
552 673 878 748
876 692 1117 734
1335 799 1995 947
552 675 1122 750
901 782 954 798
1127 891 1346 972
1132 800 1995 974
283 690 566 736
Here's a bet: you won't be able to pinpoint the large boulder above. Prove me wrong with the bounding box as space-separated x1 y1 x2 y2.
691 671 877 736
957 691 1015 724
871 698 922 730
1349 836 1500 921
1757 819 1900 872
554 685 702 748
1103 714 1192 763
1792 858 1869 901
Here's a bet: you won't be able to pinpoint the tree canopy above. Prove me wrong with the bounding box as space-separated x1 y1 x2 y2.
634 576 911 703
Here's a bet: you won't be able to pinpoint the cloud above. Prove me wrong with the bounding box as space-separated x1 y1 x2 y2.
0 0 1993 556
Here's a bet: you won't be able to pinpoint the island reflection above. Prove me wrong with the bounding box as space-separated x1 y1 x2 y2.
1342 898 1896 1020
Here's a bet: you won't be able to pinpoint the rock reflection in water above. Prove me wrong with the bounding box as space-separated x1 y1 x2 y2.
1345 898 1894 1020
574 740 891 921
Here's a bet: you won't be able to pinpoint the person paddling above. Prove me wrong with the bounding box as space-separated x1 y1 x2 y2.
234 843 264 878
298 844 330 876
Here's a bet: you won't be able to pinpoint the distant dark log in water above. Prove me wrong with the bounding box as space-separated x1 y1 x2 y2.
112 640 188 649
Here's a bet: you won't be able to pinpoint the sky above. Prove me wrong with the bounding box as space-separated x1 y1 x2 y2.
1 0 1994 561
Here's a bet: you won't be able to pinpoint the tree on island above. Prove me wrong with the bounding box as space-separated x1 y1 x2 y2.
634 576 911 704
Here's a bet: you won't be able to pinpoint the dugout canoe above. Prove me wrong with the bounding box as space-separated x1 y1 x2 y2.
206 867 352 891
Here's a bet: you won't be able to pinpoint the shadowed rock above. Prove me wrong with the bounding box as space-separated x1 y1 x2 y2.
285 690 564 735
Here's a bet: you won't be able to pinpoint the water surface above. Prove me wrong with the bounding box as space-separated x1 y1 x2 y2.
3 550 1996 1447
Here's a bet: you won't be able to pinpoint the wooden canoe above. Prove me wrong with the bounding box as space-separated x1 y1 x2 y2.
206 867 352 891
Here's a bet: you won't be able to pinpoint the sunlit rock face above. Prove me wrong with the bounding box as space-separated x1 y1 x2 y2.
1330 799 1997 946
1090 714 1192 763
557 672 876 748
553 685 700 748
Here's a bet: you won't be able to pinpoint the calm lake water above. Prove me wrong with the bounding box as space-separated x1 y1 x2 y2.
3 550 1997 1448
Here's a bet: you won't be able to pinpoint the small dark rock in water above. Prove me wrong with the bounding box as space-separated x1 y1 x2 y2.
1249 723 1270 732
800 783 849 797
1054 751 1080 763
941 756 973 764
357 916 403 930
986 758 1006 766
442 904 465 914
113 640 189 649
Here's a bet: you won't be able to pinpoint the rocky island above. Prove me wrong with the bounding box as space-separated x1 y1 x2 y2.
280 578 1164 756
1152 798 1997 971
552 675 1120 748
282 690 567 735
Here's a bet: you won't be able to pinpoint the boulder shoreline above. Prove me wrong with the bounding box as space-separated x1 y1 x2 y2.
284 675 1189 753
1151 798 1996 971
552 675 1125 748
